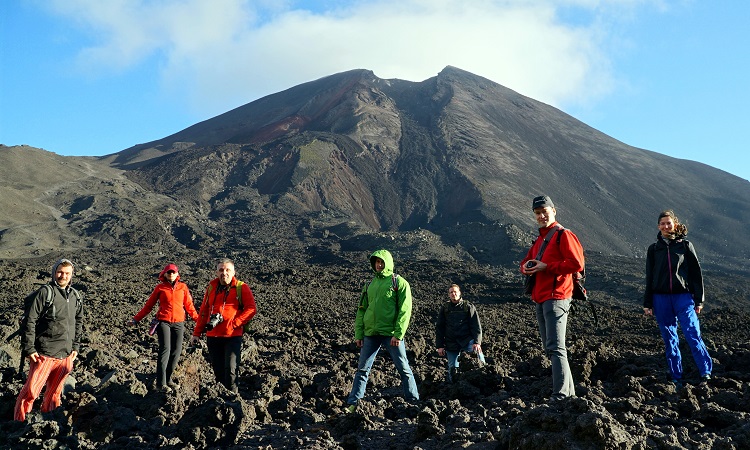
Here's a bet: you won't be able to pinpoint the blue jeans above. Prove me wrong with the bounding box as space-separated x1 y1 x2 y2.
446 340 485 382
347 335 419 405
653 293 712 380
536 299 575 399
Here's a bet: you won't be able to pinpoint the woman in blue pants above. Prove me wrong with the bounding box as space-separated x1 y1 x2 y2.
643 210 712 388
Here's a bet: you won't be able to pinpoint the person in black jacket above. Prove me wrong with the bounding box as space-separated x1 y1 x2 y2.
14 259 84 421
436 284 485 383
643 210 712 388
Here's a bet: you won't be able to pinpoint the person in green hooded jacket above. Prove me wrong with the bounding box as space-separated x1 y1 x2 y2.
345 249 419 412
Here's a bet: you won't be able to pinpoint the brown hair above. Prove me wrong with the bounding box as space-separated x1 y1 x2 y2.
448 284 460 291
658 210 688 238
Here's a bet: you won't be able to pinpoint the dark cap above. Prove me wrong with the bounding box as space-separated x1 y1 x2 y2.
532 195 555 210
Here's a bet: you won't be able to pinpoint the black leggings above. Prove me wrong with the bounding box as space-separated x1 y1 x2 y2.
156 321 185 387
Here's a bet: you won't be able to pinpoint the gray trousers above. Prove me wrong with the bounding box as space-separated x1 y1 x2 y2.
536 299 575 399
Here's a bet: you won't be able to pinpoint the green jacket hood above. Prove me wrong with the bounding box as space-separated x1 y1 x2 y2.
370 249 394 277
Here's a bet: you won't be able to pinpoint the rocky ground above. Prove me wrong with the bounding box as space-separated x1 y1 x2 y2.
0 242 749 449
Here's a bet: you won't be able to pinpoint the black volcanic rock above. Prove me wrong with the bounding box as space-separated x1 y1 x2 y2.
0 251 749 449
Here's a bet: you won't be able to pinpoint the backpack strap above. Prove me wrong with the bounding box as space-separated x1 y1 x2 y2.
554 227 586 281
534 225 562 261
236 280 244 310
41 285 55 320
392 274 400 328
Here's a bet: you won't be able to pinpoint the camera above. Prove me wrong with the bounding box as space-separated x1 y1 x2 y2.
205 313 224 331
525 261 536 269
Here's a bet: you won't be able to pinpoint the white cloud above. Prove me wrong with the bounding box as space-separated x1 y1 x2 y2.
41 0 663 116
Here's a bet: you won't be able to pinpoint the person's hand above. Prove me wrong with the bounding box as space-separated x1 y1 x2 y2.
524 260 547 274
190 336 200 346
70 351 78 361
437 348 446 356
28 352 40 363
472 343 482 354
390 337 401 347
354 339 363 348
643 308 653 316
695 304 703 314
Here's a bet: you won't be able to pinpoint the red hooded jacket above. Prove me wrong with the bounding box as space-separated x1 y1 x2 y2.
133 272 199 323
521 222 585 304
193 277 256 338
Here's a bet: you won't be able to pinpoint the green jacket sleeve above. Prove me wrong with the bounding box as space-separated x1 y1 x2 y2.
392 277 412 340
354 285 368 340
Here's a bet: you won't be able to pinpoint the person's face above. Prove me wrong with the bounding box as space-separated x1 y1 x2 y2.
448 286 461 303
164 270 178 282
373 257 385 273
534 206 556 228
216 263 235 285
55 265 73 288
658 216 675 237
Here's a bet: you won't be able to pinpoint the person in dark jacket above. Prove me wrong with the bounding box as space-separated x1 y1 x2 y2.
436 284 485 382
128 263 199 392
644 210 712 387
14 258 84 421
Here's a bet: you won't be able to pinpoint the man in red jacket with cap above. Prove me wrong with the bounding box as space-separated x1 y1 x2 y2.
521 196 585 402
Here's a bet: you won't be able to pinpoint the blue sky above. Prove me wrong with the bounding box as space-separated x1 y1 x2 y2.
1 0 748 181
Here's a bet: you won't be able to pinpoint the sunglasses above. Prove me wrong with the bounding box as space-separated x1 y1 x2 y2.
166 270 177 274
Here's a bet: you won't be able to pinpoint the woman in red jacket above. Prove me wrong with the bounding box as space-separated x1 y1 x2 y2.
128 263 199 392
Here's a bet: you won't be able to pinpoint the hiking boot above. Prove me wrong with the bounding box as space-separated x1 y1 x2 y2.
157 385 173 394
670 379 683 389
699 374 711 386
547 394 567 404
168 381 180 390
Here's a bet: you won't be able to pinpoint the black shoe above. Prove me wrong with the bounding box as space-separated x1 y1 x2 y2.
670 378 683 389
548 394 567 403
699 374 711 386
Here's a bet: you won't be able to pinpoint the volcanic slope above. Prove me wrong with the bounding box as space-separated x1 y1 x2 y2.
106 66 750 266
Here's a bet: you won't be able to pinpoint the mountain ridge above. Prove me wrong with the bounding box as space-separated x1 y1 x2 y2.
2 67 748 267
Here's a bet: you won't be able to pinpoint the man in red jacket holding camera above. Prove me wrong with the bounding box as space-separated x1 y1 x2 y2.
521 196 585 402
191 259 256 392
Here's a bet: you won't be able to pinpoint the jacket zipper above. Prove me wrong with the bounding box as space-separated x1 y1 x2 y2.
666 241 674 293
